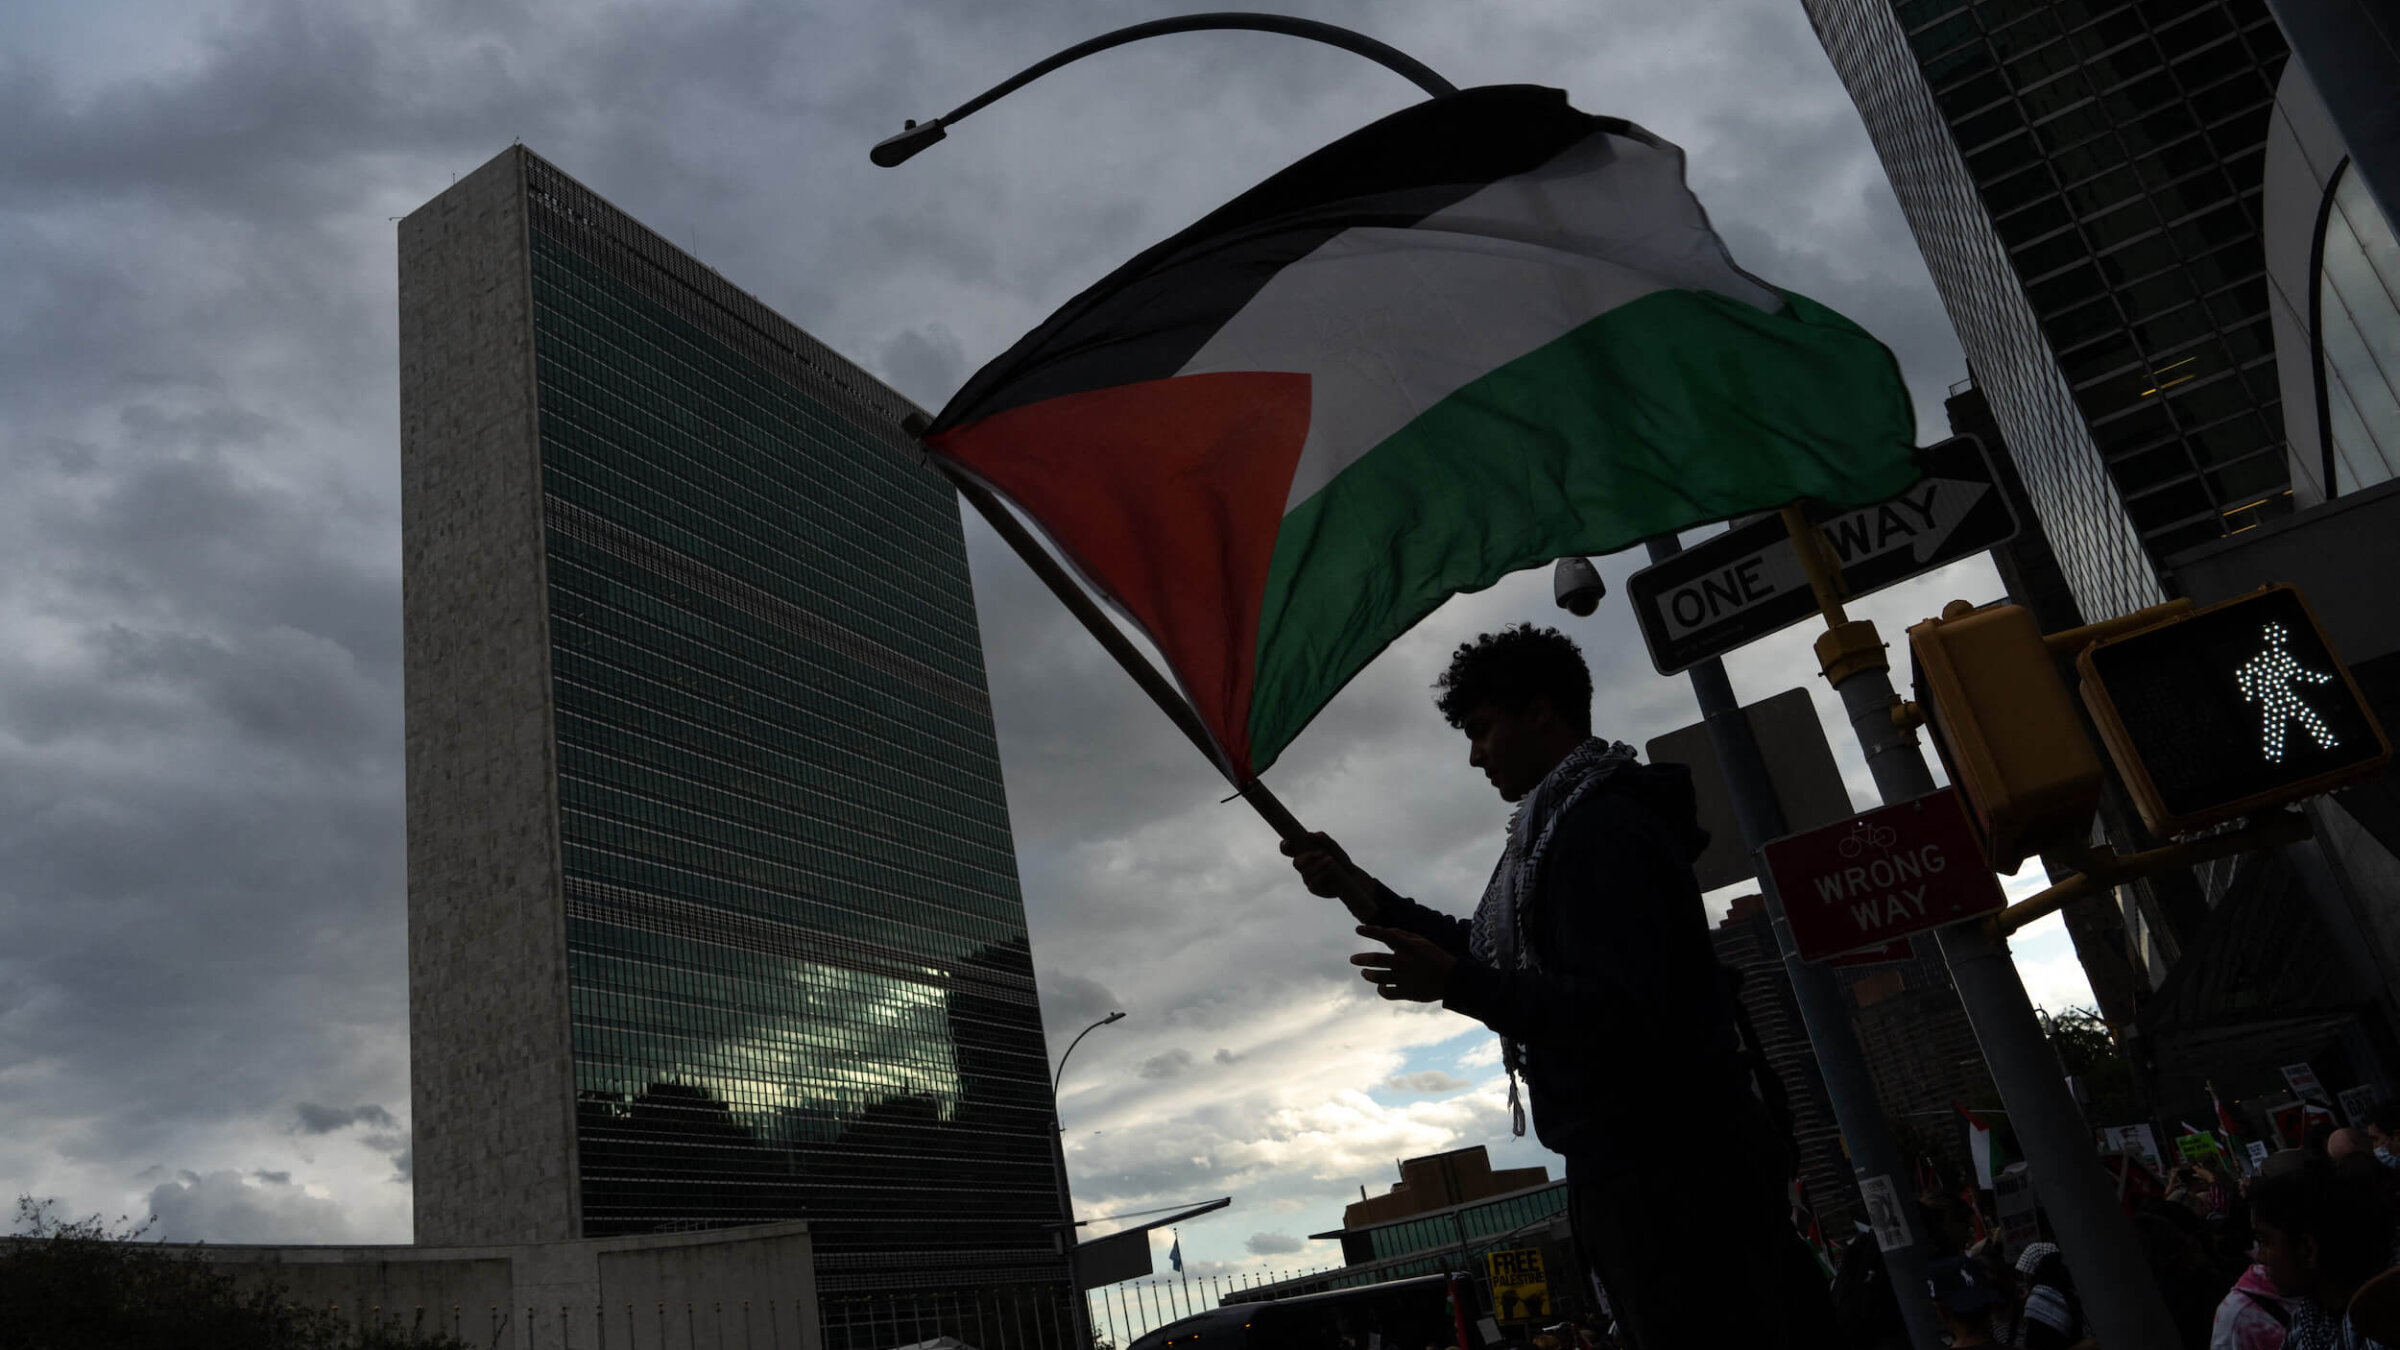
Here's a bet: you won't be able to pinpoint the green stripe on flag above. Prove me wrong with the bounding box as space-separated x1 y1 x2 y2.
1245 287 1916 770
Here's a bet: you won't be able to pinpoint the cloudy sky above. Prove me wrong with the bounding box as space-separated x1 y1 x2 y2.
0 0 2097 1287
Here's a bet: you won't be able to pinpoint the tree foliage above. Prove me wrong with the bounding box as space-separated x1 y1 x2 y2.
2 1197 474 1350
2040 1004 2144 1126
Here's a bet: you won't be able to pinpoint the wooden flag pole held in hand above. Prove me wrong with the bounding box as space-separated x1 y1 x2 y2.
927 453 1312 844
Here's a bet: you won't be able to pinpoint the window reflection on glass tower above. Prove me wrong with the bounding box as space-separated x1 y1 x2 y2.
398 147 1070 1317
1803 0 2295 620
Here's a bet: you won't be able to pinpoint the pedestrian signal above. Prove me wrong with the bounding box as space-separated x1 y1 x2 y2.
1907 602 2105 872
2077 585 2389 836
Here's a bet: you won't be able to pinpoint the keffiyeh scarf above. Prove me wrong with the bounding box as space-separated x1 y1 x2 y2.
1469 736 1638 1134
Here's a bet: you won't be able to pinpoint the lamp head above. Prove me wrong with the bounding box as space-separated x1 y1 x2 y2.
1103 1010 1126 1024
870 119 948 167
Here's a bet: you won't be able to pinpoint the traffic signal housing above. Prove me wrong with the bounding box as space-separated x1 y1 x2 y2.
1908 601 2106 872
2078 584 2390 836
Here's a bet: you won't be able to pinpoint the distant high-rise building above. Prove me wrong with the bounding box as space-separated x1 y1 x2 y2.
1804 0 2296 620
1711 897 1857 1231
1714 897 1997 1200
398 147 1069 1334
1835 949 2001 1188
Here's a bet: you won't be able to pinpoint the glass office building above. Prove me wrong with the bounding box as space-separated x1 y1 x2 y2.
1237 1181 1573 1301
1804 0 2297 620
399 148 1070 1330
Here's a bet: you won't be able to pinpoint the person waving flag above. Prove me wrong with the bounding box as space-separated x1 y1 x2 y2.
923 84 1917 784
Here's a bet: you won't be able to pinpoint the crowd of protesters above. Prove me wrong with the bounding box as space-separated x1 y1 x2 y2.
1280 626 2400 1350
1819 1100 2400 1350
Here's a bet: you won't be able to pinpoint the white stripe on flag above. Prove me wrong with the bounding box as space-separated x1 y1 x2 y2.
1174 126 1780 513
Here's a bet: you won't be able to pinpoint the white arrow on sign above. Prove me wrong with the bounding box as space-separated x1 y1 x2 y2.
1654 476 1993 641
1817 475 1993 568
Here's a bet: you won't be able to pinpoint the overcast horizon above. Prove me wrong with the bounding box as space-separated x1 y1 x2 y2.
0 0 2098 1277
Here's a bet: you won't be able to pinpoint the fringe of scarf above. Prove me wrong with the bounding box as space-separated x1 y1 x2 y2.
1468 737 1637 1136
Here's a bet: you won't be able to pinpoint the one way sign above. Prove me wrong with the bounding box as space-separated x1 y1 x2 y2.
1626 436 2018 674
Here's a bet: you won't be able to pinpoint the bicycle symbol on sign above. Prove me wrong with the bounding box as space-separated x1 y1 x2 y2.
1837 819 1899 859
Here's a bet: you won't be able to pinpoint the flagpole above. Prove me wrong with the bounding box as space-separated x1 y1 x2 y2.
930 455 1312 843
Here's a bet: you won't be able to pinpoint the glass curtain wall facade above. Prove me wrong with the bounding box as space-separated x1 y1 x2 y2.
1805 0 2298 619
405 148 1070 1331
1238 1183 1572 1300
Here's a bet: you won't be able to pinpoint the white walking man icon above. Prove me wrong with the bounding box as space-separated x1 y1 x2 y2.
2235 621 2340 763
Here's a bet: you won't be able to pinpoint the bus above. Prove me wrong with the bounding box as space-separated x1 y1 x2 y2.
1125 1273 1470 1350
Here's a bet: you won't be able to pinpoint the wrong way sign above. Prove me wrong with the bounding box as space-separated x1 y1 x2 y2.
1763 789 2007 961
1626 436 2018 674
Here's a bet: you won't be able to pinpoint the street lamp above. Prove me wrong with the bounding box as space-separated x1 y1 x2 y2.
1055 1009 1127 1126
869 13 1458 169
874 19 1452 1345
1050 1010 1124 1348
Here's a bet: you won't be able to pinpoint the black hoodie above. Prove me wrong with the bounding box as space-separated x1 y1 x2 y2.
1370 760 1755 1168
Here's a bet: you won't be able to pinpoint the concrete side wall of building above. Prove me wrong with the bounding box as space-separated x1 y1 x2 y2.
2263 60 2352 506
2169 474 2400 665
398 144 579 1247
199 1222 817 1350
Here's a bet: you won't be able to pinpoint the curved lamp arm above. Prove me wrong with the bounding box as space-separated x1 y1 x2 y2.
872 13 1458 166
1053 1009 1126 1122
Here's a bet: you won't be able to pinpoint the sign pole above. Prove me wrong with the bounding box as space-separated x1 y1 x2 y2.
1777 507 2183 1349
1643 536 1946 1350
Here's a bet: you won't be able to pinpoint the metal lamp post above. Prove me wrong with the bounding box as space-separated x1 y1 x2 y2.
868 13 1456 170
1052 1010 1124 1347
873 21 1451 1345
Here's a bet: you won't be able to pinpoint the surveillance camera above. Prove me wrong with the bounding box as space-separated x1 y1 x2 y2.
1553 556 1605 617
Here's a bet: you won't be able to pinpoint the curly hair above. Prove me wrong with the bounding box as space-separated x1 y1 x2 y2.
1432 624 1593 732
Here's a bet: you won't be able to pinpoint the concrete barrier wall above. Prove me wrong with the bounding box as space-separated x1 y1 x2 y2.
193 1220 817 1350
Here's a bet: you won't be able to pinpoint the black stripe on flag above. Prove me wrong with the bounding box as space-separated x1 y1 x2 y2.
928 85 1620 434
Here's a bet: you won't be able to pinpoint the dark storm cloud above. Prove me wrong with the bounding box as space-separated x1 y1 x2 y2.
0 0 1972 1254
292 1104 398 1136
876 325 971 411
144 1169 354 1244
1137 1049 1197 1080
1037 971 1124 1040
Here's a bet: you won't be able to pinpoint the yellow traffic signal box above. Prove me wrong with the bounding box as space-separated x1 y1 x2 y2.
2078 584 2390 837
1908 602 2105 872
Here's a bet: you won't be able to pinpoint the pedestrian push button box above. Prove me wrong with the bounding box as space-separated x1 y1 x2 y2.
1907 601 2105 872
2077 584 2390 837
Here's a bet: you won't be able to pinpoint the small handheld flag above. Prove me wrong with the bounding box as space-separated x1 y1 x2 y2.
1958 1103 2015 1190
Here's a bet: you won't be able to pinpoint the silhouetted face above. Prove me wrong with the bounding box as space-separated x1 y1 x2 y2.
2254 1219 2320 1298
1461 698 1563 803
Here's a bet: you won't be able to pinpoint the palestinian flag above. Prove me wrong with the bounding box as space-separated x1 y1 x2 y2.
1959 1104 2014 1189
926 85 1918 778
2209 1082 2253 1170
1790 1177 1837 1278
